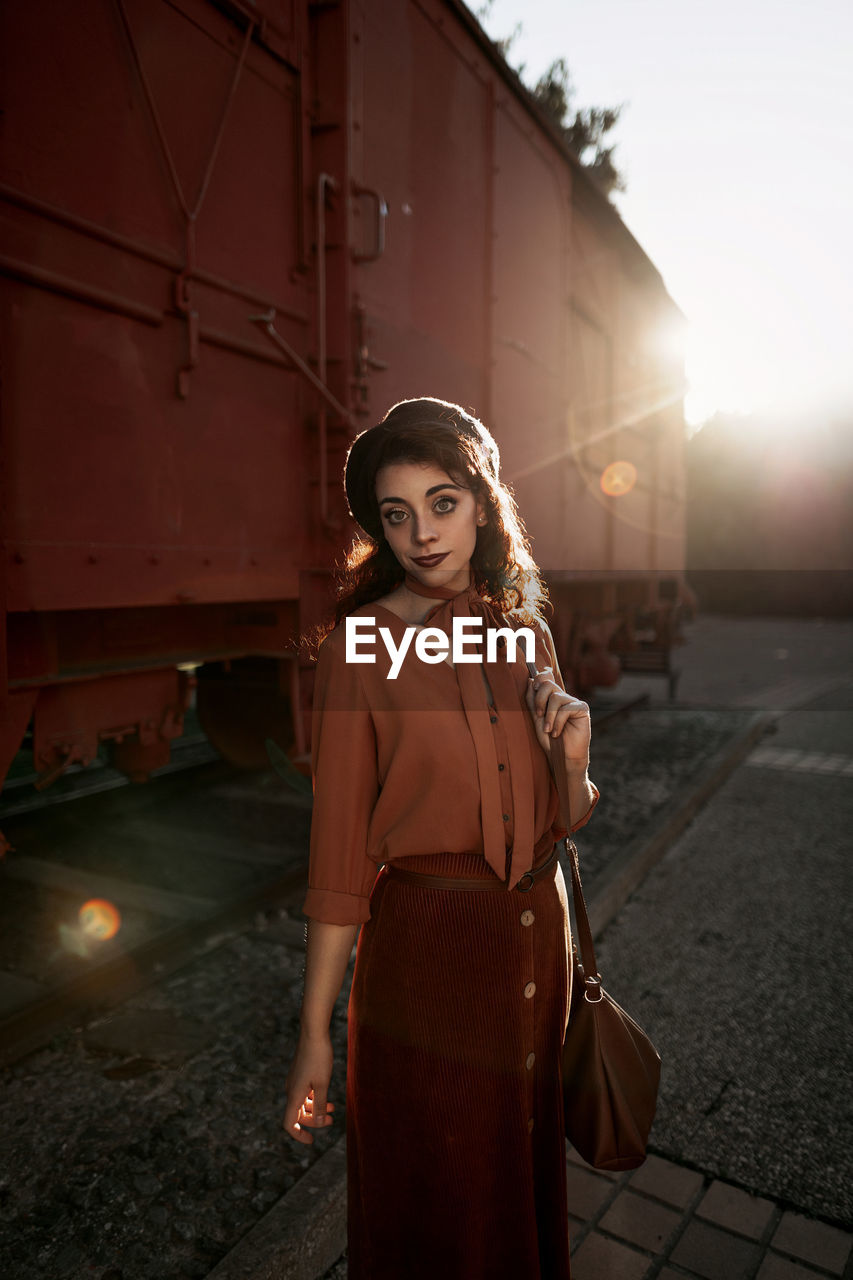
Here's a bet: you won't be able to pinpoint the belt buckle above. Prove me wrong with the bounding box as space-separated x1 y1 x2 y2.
517 870 535 893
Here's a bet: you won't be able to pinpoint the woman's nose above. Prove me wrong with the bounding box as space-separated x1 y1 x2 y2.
411 516 438 545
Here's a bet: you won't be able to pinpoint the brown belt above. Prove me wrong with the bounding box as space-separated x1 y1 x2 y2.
385 840 560 893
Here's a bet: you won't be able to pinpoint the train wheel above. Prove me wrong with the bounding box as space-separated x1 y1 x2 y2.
196 658 295 771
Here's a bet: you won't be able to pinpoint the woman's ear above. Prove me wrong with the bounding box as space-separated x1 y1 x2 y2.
476 502 487 526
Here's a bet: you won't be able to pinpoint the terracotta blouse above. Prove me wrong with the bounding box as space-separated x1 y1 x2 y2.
302 577 600 925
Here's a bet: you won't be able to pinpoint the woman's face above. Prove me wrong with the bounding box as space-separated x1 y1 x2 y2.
375 460 486 593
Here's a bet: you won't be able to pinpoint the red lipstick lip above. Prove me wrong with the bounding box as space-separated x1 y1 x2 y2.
412 551 449 566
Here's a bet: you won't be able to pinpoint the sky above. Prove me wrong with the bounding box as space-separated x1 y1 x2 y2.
475 0 853 434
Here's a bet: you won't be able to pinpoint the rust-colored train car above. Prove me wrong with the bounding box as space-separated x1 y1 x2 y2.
0 0 689 828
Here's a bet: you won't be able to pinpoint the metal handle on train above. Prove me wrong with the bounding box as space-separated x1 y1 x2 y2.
352 182 388 264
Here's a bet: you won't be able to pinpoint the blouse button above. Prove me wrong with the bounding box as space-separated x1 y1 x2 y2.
526 1052 535 1070
490 715 498 724
498 763 505 771
503 814 510 822
520 910 534 927
524 981 536 999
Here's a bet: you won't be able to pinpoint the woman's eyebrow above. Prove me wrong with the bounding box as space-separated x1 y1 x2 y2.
378 483 463 506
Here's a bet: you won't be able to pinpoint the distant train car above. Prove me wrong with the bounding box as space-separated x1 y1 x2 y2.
0 0 689 833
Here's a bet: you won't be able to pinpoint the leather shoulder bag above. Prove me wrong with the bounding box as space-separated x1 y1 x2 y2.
546 726 662 1171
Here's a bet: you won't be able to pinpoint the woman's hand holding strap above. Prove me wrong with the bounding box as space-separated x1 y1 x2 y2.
525 665 591 765
524 663 597 826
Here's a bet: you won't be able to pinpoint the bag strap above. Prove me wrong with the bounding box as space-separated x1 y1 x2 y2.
527 655 602 998
549 734 601 997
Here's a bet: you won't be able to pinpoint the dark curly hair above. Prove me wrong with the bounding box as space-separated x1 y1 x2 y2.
315 398 550 642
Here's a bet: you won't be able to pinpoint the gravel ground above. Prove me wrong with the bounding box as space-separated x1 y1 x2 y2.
0 702 757 1280
570 703 759 896
0 909 352 1280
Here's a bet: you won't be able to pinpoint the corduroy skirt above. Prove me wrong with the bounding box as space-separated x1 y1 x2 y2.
346 847 574 1279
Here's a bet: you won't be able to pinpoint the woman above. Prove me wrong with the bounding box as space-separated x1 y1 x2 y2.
283 398 599 1278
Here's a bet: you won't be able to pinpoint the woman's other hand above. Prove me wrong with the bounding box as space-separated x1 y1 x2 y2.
283 1028 335 1145
525 670 591 767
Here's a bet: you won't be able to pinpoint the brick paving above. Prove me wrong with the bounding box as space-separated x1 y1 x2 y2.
321 1147 853 1278
566 1147 853 1280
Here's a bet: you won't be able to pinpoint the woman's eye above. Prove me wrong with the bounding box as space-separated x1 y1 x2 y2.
384 498 455 525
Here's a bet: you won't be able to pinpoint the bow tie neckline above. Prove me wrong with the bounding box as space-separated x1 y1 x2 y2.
399 572 536 890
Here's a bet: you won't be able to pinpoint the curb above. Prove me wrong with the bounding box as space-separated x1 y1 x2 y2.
207 709 776 1280
205 1137 347 1280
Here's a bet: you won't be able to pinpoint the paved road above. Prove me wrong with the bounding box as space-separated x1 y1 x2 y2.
619 614 853 711
593 616 853 1227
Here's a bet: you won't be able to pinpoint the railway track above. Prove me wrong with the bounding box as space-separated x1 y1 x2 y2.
0 746 314 1068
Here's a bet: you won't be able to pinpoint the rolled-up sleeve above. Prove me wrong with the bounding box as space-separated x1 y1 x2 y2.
302 628 380 925
535 617 600 835
566 781 600 832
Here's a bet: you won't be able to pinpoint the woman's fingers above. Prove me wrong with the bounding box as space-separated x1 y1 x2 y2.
549 696 590 737
529 674 555 722
540 690 579 735
527 678 591 764
303 1096 336 1116
296 1088 335 1129
283 1092 315 1145
301 1092 336 1123
283 1087 335 1146
305 1086 333 1125
529 680 590 738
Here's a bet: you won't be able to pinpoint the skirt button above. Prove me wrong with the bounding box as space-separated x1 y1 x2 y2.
525 1052 535 1070
520 910 534 927
527 1117 535 1133
523 981 536 999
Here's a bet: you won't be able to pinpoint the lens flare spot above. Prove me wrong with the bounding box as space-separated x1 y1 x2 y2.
600 461 638 497
79 898 121 941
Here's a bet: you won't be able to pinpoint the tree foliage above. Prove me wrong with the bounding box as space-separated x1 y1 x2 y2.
474 6 626 198
531 57 626 197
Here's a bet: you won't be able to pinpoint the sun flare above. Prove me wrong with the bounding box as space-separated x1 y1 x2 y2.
78 899 122 941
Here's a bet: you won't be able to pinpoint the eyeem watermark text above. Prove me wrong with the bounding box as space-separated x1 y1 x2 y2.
345 616 536 680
